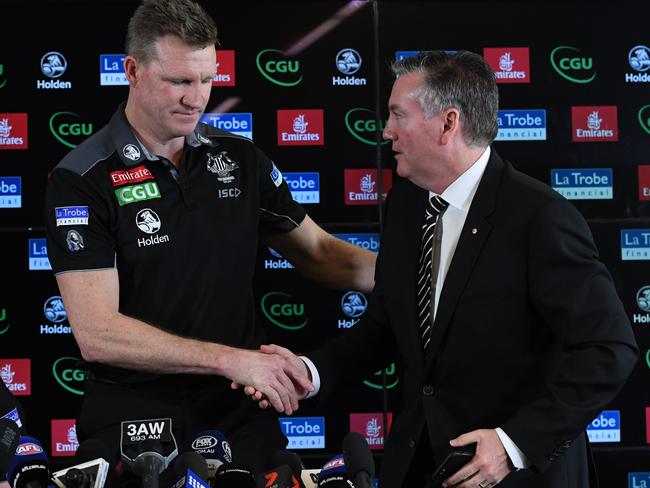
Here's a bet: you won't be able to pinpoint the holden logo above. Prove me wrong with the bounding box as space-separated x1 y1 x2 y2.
44 296 67 323
341 291 367 318
335 48 362 75
135 209 161 234
40 51 67 78
637 285 650 312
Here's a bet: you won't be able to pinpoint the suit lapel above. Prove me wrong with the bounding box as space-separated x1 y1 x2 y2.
425 150 505 370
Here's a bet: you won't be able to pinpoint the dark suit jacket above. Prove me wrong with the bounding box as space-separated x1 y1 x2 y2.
310 149 638 488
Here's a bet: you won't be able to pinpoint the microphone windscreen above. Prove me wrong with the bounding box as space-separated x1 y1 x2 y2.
214 463 256 488
0 418 20 477
190 430 232 479
173 451 209 482
318 455 345 479
7 436 50 488
269 450 303 477
342 432 375 478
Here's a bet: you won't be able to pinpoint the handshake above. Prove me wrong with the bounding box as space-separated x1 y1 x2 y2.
226 344 314 415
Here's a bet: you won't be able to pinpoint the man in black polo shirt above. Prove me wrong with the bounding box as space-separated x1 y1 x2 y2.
44 0 376 473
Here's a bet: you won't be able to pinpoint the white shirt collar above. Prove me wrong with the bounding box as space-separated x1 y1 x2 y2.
436 146 491 212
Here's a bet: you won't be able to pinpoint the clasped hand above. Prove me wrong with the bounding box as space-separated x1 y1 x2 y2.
229 344 312 414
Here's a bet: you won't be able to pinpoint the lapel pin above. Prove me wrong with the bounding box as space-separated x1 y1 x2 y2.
471 228 478 235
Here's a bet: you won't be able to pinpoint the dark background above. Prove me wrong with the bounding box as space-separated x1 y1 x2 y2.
1 0 648 485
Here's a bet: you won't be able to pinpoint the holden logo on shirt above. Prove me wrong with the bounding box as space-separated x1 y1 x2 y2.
206 151 238 183
135 208 161 234
135 209 169 248
123 144 141 161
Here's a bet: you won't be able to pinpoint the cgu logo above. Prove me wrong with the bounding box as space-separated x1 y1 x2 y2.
52 357 84 395
550 46 596 83
255 49 302 87
0 64 6 89
344 108 389 146
260 292 307 330
49 112 93 149
0 308 9 335
363 363 399 390
638 105 650 135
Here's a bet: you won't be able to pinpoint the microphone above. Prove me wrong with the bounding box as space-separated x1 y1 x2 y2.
213 463 256 488
189 430 231 482
0 419 21 480
342 432 374 488
51 439 111 488
120 418 179 488
171 452 209 488
0 383 25 432
6 436 50 488
257 450 305 488
316 455 353 488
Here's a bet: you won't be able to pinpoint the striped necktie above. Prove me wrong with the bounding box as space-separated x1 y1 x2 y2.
416 195 449 353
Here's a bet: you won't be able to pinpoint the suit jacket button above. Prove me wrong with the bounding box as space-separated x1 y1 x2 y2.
423 385 434 396
409 439 416 449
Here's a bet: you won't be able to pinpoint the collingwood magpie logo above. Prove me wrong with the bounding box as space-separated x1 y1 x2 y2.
123 144 141 161
207 151 238 183
66 229 85 252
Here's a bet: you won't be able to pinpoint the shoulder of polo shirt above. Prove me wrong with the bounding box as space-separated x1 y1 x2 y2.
54 125 115 177
195 121 254 144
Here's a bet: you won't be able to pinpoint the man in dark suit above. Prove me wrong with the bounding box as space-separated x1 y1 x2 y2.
256 50 638 488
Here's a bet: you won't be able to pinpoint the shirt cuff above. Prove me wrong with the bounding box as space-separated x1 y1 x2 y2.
495 427 530 469
299 356 321 399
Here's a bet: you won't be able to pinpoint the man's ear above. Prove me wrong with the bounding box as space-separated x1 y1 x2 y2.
123 56 138 86
440 108 460 144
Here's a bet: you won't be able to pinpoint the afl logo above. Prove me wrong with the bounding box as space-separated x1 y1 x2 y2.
16 443 44 456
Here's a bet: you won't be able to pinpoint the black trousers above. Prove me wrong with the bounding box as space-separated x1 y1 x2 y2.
402 429 437 488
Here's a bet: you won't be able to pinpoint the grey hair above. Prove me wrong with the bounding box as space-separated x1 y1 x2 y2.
391 50 499 147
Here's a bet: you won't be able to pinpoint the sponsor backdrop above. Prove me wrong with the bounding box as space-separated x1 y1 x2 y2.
1 0 649 484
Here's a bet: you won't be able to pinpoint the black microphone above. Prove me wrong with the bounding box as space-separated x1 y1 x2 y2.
0 418 21 478
51 438 111 488
120 418 179 488
342 432 374 488
257 450 305 488
171 451 209 488
189 429 232 483
213 463 256 488
316 455 353 488
6 436 50 488
0 381 26 434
